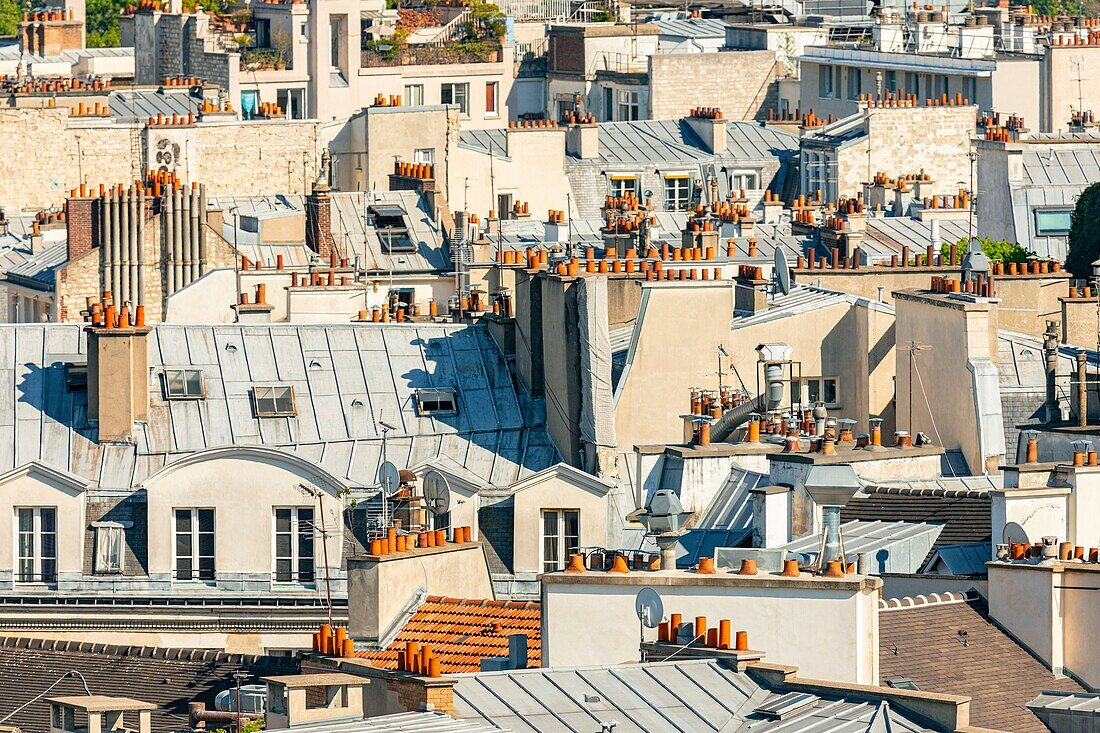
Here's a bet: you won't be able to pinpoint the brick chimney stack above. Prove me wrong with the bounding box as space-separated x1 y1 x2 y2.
66 185 100 262
306 152 335 262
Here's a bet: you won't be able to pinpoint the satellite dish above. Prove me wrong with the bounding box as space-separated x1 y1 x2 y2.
774 247 791 295
422 470 451 515
377 461 401 497
634 587 664 629
1002 521 1030 546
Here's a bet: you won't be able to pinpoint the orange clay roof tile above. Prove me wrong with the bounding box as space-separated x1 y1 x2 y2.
355 597 542 674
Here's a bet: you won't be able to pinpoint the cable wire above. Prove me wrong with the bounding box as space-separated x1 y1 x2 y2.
0 670 92 724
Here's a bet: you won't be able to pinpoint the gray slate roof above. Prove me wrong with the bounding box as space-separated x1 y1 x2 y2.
592 119 798 166
109 89 201 123
1 322 557 490
452 659 938 732
208 191 447 273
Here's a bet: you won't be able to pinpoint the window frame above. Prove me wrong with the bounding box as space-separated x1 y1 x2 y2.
485 81 499 117
728 169 759 193
163 368 206 400
846 67 861 100
273 506 316 584
609 175 639 199
541 509 580 572
415 388 458 416
15 506 57 584
93 521 125 574
173 508 216 582
413 148 435 166
616 88 640 121
441 82 470 116
252 385 297 418
404 83 424 106
663 175 692 211
1034 208 1072 236
818 64 834 98
792 376 840 408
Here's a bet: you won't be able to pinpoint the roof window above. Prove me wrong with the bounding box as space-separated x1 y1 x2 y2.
253 385 297 417
164 369 206 400
416 388 457 416
369 206 416 253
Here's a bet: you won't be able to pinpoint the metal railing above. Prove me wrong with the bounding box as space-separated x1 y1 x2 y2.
421 8 471 46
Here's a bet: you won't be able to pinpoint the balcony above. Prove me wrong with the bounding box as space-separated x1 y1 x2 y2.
360 39 503 68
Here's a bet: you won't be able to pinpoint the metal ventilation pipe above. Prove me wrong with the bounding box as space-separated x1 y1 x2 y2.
822 505 843 564
136 185 145 305
813 402 828 437
1077 352 1088 428
764 362 784 411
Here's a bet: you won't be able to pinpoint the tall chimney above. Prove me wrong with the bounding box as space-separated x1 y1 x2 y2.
565 122 599 159
66 189 101 262
87 320 151 442
306 183 335 263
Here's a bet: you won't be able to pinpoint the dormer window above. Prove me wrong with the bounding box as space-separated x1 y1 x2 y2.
253 385 297 417
164 369 206 400
415 388 457 416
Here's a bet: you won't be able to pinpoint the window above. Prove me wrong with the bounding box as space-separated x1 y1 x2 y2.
664 176 691 211
485 81 499 117
905 72 919 97
938 75 949 97
965 76 976 103
728 170 759 192
885 70 897 93
16 507 56 583
277 89 305 119
416 388 457 416
847 68 860 100
610 176 638 198
255 18 271 48
404 83 423 106
792 376 839 407
542 509 579 572
885 678 920 691
616 89 639 121
174 509 215 581
1035 209 1072 235
603 87 614 121
164 369 205 400
414 148 434 166
819 64 834 98
368 205 415 252
65 362 87 391
253 385 296 417
441 83 469 115
93 522 124 574
274 507 314 583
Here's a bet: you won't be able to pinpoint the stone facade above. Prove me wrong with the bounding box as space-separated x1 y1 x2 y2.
0 108 322 211
648 50 780 121
130 10 238 101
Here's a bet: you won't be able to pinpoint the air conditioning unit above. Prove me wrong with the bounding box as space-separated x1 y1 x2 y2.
214 685 267 714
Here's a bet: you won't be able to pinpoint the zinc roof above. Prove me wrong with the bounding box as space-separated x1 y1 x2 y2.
355 596 541 673
693 466 770 531
652 18 730 39
5 241 67 289
921 541 991 575
0 322 557 490
109 89 201 122
459 129 509 160
731 284 894 329
282 712 508 733
452 659 937 732
591 119 799 166
1020 144 1100 186
781 519 943 573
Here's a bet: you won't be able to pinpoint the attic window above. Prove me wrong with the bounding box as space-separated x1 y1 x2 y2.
164 369 206 399
369 206 415 253
93 522 124 574
416 388 457 416
885 677 919 691
65 363 87 392
253 385 297 417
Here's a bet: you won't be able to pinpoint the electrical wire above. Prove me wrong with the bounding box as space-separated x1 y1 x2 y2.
912 356 954 478
0 671 92 724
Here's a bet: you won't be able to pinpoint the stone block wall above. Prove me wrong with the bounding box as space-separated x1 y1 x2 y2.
648 50 779 121
834 105 976 198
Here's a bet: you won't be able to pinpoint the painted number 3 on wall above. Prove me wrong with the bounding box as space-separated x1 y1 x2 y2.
155 138 181 172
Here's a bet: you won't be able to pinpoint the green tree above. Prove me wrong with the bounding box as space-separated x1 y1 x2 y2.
1067 182 1100 278
941 236 1032 265
0 0 25 37
84 0 127 46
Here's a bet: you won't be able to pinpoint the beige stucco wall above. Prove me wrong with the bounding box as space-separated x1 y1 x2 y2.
1043 46 1100 132
449 128 571 222
510 474 609 574
1061 566 1100 686
142 450 346 581
1061 296 1098 349
987 563 1061 673
893 290 1000 472
613 282 896 451
541 572 881 685
0 467 86 583
347 545 493 641
647 50 779 121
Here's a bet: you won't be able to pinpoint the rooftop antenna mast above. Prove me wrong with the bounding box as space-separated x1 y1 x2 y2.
898 341 932 434
1072 56 1086 114
296 483 335 629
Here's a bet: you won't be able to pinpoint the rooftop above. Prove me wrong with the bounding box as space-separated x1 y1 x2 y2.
0 637 297 732
451 659 942 732
355 596 541 673
879 592 1084 733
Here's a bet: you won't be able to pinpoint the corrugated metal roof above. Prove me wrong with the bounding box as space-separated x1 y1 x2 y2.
863 217 970 257
208 191 447 273
452 659 935 732
1028 691 1100 715
280 712 508 733
592 119 798 166
0 322 558 490
781 519 943 573
694 465 768 530
653 18 730 39
4 241 67 288
921 541 990 574
799 45 996 74
109 89 201 122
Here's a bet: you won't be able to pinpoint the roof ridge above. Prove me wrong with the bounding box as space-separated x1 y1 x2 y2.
0 635 289 666
878 589 980 611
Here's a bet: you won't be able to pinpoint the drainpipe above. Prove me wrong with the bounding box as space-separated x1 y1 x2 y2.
136 186 145 306
1044 320 1059 423
1077 352 1088 428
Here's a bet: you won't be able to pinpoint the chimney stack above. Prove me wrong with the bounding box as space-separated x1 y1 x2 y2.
306 182 335 263
86 317 152 443
566 122 599 159
66 188 101 262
